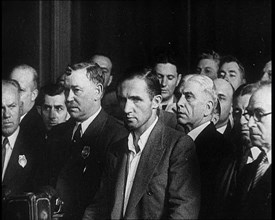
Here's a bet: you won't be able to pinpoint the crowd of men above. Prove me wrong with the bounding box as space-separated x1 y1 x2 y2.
2 50 272 220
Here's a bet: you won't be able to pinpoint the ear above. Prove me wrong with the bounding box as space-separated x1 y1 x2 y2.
152 94 162 109
31 89 38 101
204 100 214 117
94 83 104 101
176 74 182 87
107 75 113 87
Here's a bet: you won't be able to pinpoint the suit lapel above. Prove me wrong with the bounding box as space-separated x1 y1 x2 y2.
124 121 166 217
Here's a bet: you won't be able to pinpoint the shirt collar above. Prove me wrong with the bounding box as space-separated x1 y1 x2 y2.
2 126 20 150
188 121 211 141
75 106 102 135
216 124 227 134
128 117 159 154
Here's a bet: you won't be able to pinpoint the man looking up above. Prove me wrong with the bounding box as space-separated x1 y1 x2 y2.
83 67 200 220
154 49 182 112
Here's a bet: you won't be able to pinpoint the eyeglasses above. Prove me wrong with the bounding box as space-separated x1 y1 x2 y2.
243 110 272 122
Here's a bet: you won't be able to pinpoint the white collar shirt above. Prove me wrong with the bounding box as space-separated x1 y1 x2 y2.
216 124 227 134
188 121 211 141
123 117 158 215
71 106 102 139
2 126 20 181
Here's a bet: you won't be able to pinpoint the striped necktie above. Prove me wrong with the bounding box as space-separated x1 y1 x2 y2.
252 151 268 188
2 137 9 171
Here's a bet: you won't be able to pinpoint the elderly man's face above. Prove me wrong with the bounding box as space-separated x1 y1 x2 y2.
42 93 68 130
247 86 271 153
218 61 245 90
233 94 252 144
10 69 37 115
2 84 21 137
155 63 181 102
64 69 102 122
196 58 219 80
176 80 208 129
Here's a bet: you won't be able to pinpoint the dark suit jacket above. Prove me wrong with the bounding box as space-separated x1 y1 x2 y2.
53 109 128 220
157 108 178 129
83 120 201 220
194 122 233 219
2 129 43 196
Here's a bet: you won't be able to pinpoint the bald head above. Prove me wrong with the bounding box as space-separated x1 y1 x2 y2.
10 64 39 115
91 55 113 88
213 78 234 128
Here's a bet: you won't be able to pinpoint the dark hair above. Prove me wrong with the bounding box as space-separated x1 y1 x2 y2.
36 83 65 106
233 82 260 101
65 61 105 88
117 66 161 100
218 55 246 79
198 50 221 65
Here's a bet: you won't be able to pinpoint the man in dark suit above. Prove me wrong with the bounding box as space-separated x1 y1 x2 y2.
48 62 128 219
2 80 42 198
176 74 232 219
83 67 200 220
230 81 271 219
9 64 45 142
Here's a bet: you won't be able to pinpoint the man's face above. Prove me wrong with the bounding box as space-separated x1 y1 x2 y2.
247 87 271 152
2 85 21 137
92 55 112 87
214 79 233 127
155 63 181 102
196 58 218 80
64 69 101 122
218 62 245 90
233 94 251 143
42 93 68 130
10 69 37 115
176 80 208 129
117 77 159 134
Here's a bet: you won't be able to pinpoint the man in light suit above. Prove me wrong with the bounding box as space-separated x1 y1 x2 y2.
176 74 232 219
2 80 42 197
83 67 200 220
47 62 128 220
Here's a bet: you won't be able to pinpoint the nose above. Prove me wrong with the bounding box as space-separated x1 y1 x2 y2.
49 109 57 119
123 100 133 114
240 114 248 126
247 115 256 128
66 89 74 102
2 107 11 119
176 94 186 109
161 77 167 86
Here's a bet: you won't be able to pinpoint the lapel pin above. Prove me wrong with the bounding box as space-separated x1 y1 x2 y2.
18 155 27 168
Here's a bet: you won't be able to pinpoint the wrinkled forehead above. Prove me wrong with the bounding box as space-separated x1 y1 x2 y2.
2 84 20 103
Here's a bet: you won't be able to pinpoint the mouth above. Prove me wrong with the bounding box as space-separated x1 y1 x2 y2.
2 121 13 126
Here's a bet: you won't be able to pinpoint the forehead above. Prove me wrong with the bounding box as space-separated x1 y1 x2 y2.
120 77 149 96
2 85 20 104
214 79 234 96
10 69 34 88
183 80 204 95
220 62 240 72
64 69 92 87
198 59 218 68
235 94 251 108
44 94 66 105
248 87 271 111
155 63 178 76
92 56 112 69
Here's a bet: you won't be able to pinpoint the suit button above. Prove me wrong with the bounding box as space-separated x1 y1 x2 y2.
147 191 153 196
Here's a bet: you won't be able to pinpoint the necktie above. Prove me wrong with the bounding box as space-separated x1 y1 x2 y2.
72 124 82 143
2 137 9 171
252 151 268 188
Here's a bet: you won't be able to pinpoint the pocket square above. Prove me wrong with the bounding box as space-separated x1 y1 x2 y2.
18 155 27 168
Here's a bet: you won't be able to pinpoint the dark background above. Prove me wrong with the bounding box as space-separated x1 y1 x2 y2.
2 0 271 87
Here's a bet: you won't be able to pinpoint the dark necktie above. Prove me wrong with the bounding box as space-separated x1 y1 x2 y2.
72 124 82 143
2 137 9 171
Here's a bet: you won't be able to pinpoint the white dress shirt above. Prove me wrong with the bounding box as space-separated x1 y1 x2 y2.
188 121 211 141
2 126 20 181
216 124 227 134
123 117 158 215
